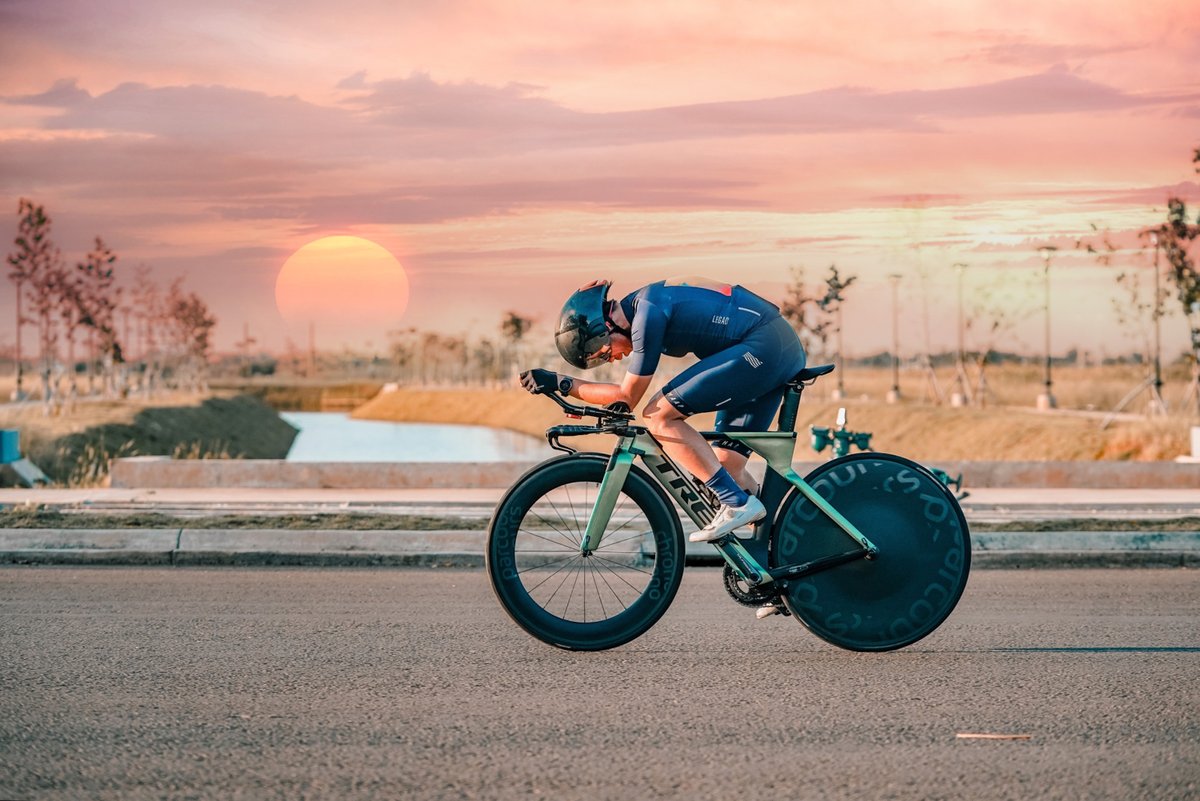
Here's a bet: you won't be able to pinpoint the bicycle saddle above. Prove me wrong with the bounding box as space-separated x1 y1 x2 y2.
786 363 835 388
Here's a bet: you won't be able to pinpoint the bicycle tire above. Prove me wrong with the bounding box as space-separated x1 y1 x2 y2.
486 453 686 651
769 452 971 652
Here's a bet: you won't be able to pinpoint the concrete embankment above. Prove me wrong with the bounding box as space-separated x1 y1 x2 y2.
107 457 1200 490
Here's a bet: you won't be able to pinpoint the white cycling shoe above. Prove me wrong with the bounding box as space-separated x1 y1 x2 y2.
689 495 766 543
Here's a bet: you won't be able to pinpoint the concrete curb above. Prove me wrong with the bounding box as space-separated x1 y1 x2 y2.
1 527 1196 568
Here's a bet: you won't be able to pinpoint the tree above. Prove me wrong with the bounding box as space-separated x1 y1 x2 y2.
6 197 63 402
164 279 217 391
818 265 857 397
500 311 534 378
6 200 66 413
779 267 829 359
56 260 86 404
75 237 120 395
1150 147 1200 415
780 265 856 397
500 311 532 344
128 264 163 395
963 273 1037 406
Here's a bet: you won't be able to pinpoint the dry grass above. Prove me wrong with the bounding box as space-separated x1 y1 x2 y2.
352 364 1198 462
1 365 1195 471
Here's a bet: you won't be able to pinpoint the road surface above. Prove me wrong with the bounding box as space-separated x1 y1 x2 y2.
2 567 1197 800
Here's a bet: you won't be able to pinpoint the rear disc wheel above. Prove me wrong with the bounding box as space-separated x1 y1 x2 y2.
770 452 971 651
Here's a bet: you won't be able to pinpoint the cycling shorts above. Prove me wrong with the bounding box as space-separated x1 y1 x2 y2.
661 315 806 456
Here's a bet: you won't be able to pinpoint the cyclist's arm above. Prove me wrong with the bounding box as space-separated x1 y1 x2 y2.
565 371 653 408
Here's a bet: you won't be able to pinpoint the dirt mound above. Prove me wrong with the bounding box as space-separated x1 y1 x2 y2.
11 395 296 485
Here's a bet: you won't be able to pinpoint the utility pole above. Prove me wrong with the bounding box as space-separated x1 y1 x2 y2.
308 321 317 377
13 275 25 400
950 263 972 406
1036 246 1057 410
886 274 902 404
1149 232 1166 415
235 323 257 376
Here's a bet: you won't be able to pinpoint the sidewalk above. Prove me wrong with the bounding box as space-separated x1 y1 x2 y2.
1 486 1197 568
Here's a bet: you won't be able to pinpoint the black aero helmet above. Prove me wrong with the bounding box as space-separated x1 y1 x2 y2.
556 280 613 369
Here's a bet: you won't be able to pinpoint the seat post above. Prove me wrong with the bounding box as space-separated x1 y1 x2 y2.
776 385 802 432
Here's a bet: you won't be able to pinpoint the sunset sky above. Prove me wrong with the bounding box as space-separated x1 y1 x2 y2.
1 0 1198 361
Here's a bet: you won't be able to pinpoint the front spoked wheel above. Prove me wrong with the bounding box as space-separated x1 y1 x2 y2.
486 454 685 651
770 452 971 651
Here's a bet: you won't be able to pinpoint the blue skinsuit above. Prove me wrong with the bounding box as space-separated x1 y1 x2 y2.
618 278 806 451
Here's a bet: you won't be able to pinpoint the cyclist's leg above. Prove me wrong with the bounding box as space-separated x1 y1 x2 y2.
660 315 805 485
711 391 785 491
641 393 722 480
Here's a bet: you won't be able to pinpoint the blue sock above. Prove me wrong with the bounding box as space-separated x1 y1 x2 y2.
704 468 750 508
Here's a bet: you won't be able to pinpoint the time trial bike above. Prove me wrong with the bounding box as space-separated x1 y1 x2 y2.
486 364 971 652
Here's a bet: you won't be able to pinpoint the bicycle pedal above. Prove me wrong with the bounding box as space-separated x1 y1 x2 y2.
755 604 784 620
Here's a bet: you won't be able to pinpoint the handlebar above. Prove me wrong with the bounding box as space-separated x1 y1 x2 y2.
542 390 635 423
536 391 635 453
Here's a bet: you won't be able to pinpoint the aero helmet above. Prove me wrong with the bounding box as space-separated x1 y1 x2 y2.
555 280 613 369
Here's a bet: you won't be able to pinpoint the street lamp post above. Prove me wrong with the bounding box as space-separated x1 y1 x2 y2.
13 275 25 401
1037 246 1057 410
951 263 969 407
887 273 902 403
1149 231 1165 415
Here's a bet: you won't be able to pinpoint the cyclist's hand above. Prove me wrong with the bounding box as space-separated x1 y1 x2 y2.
519 368 559 395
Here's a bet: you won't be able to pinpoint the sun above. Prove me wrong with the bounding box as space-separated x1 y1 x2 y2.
275 236 410 345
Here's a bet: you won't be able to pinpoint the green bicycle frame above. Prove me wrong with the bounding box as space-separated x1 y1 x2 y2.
578 427 879 585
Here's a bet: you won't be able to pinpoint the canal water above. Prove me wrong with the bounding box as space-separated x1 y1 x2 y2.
280 412 554 462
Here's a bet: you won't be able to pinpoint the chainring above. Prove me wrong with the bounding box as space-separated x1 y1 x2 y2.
722 564 780 607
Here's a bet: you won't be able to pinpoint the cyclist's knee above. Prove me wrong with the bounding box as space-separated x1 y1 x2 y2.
642 393 684 433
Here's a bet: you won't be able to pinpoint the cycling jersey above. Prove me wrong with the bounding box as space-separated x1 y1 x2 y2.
617 277 806 446
618 278 783 377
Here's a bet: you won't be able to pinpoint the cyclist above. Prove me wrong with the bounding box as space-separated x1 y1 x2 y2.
520 276 806 543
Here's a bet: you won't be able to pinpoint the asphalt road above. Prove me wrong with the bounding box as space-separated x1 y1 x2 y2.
2 567 1198 801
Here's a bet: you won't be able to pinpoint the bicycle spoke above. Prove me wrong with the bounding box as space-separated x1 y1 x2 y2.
593 507 644 546
516 553 582 577
595 527 652 551
541 559 580 609
516 527 581 553
529 502 581 547
588 560 609 619
591 553 654 586
520 553 582 590
590 558 633 611
542 489 584 547
569 560 584 621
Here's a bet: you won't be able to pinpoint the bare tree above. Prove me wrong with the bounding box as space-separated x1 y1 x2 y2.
963 273 1037 406
7 200 67 414
56 262 85 407
163 279 217 391
1151 146 1200 415
75 237 120 395
7 199 66 405
818 265 856 397
779 267 830 360
128 265 163 396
